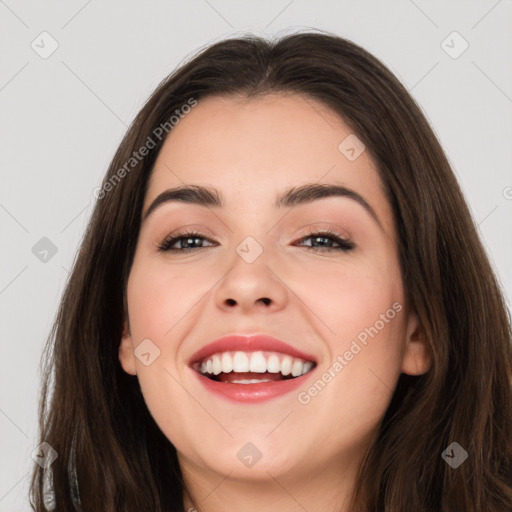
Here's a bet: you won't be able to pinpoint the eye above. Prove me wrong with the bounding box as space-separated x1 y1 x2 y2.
157 230 216 253
157 229 355 254
295 229 355 253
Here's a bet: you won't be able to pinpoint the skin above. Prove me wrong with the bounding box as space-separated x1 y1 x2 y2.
118 93 431 512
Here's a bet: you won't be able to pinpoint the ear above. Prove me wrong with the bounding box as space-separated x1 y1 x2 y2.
401 308 431 376
118 322 137 376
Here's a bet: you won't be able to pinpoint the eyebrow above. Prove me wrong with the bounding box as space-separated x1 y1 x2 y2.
142 183 383 229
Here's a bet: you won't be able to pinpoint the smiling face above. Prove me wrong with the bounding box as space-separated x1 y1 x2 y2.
119 93 430 491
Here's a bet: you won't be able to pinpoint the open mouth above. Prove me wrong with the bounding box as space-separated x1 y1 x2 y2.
191 350 316 384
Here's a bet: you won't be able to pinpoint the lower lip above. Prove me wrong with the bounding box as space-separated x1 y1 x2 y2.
192 370 313 403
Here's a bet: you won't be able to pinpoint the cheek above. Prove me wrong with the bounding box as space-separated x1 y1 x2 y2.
287 253 404 349
296 269 406 428
125 258 207 442
291 255 406 417
127 257 211 342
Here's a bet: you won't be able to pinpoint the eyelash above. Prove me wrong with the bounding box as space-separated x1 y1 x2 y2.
157 228 355 254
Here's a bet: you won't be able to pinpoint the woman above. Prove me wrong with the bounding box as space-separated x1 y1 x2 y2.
30 30 512 511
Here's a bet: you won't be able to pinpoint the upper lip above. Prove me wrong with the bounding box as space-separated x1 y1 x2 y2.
188 334 317 366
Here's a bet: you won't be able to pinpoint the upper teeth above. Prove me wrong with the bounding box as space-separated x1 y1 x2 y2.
198 351 314 377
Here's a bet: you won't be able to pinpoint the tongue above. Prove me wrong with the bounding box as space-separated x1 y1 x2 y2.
218 371 284 383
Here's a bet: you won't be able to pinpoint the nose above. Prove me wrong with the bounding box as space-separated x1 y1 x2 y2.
213 246 289 314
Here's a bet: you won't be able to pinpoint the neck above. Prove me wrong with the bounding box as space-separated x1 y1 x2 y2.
180 454 361 512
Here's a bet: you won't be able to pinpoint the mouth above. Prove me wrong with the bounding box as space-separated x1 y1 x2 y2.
192 350 316 384
188 334 318 403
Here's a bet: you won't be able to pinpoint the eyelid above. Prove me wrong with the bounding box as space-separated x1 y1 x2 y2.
159 224 218 240
291 222 352 241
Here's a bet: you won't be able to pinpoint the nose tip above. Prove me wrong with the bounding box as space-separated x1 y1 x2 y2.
214 254 288 314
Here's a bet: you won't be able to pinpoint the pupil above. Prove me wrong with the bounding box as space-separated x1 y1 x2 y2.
184 237 199 248
315 236 329 247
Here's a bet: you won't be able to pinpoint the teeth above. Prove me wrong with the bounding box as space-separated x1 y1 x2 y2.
291 359 303 377
221 352 233 373
302 361 314 374
281 356 292 376
267 354 280 373
197 351 315 378
212 354 222 375
249 351 267 372
233 351 250 372
231 378 273 384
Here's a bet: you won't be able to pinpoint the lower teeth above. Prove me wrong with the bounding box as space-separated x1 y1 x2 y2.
230 378 273 384
205 373 295 382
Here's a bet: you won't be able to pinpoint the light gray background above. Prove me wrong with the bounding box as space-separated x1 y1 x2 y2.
1 1 511 510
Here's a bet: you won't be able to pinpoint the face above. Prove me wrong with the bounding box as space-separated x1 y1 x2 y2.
119 93 430 485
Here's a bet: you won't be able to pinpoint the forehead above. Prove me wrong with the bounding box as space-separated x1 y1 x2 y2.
145 93 391 229
151 93 369 180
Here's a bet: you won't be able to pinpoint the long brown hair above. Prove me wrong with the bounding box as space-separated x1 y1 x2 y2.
30 29 512 511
